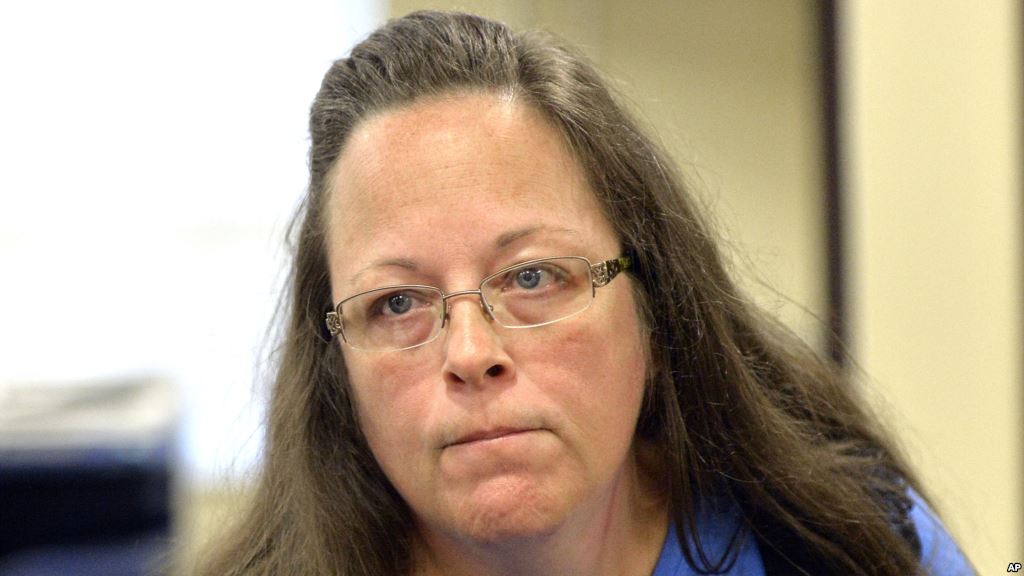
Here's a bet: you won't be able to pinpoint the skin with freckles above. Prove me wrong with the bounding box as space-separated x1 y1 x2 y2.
325 91 667 576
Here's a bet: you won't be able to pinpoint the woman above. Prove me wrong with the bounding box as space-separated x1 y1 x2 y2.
197 11 973 576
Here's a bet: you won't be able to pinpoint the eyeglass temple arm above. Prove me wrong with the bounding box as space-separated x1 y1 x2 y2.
591 255 632 287
325 310 343 339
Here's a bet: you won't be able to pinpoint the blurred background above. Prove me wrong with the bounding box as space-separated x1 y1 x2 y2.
0 1 1019 574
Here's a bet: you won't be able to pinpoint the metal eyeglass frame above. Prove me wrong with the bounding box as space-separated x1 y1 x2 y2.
323 255 632 351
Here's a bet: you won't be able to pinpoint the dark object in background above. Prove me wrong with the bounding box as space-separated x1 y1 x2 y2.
0 378 177 576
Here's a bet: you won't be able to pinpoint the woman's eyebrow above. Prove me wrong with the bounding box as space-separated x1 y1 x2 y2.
350 257 418 284
493 225 580 249
350 226 581 283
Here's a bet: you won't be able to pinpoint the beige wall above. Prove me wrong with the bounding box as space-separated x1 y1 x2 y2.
843 0 1023 569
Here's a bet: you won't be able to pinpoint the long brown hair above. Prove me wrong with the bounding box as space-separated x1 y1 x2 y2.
195 10 948 575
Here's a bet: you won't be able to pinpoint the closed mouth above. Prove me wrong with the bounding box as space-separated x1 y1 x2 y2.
447 427 540 447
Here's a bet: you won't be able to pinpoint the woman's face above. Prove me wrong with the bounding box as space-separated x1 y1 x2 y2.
325 92 649 545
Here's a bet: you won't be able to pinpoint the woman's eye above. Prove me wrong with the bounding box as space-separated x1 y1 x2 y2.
515 268 544 289
507 265 565 291
378 293 415 316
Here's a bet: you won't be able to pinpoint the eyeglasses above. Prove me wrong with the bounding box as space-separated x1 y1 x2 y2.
325 255 631 352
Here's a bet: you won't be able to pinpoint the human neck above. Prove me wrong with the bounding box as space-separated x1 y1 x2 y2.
411 443 669 576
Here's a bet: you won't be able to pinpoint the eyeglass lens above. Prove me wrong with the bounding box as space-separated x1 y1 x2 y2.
340 257 594 351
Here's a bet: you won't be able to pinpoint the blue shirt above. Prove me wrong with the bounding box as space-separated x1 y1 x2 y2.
651 488 974 575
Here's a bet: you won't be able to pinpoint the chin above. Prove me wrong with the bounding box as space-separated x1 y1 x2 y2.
447 475 576 544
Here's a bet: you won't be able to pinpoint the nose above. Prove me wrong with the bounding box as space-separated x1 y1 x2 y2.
441 293 514 388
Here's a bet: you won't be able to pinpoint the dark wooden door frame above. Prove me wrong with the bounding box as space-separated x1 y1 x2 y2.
821 0 845 366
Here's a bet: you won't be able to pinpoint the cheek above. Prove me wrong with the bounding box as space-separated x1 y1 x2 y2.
524 291 648 445
343 352 438 472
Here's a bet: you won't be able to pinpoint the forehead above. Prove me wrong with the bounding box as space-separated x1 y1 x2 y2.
325 92 617 289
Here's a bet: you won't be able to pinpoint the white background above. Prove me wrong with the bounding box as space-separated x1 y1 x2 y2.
0 0 381 486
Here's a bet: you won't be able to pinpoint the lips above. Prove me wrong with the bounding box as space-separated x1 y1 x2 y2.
446 427 538 447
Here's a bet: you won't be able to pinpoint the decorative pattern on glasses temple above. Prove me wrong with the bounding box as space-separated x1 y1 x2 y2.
592 255 631 287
